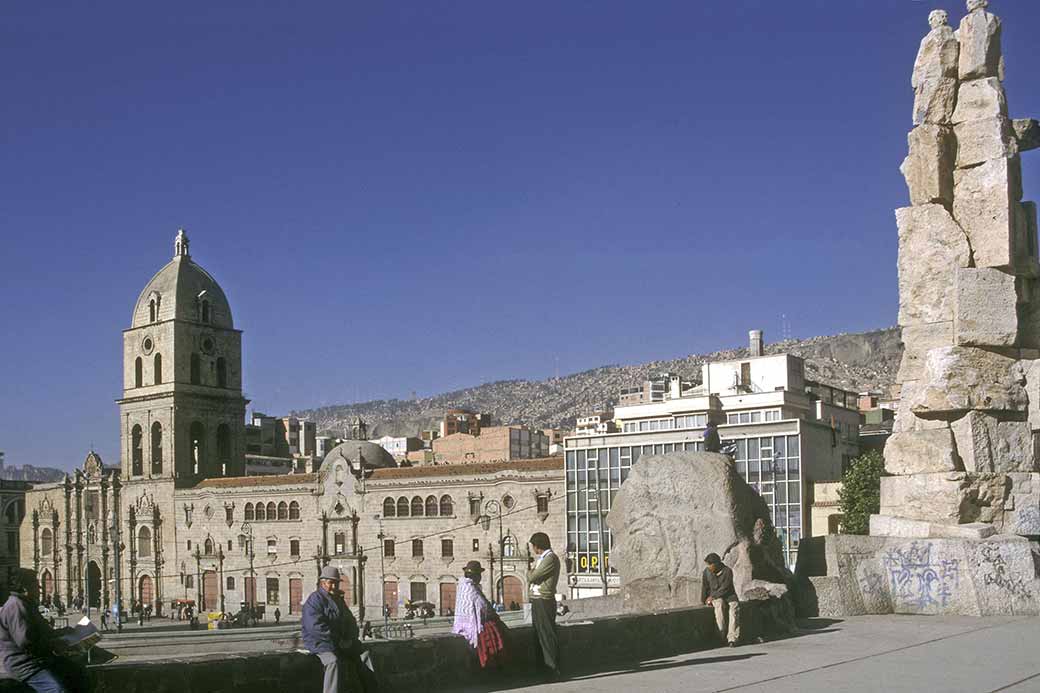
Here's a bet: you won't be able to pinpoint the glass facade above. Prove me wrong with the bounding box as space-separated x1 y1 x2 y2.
565 433 803 576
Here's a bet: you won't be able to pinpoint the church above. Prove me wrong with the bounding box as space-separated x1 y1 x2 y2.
20 233 565 620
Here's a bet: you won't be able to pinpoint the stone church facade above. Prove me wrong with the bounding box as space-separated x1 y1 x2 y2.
20 232 565 620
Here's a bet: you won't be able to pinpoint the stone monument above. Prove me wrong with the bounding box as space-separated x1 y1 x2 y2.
799 2 1040 617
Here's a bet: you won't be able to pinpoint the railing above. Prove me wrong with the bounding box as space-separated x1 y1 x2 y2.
371 622 414 640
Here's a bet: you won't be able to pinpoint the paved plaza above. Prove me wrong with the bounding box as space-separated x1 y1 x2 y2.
450 615 1040 693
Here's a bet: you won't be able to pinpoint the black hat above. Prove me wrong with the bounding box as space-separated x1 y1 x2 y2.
464 560 484 574
704 553 722 565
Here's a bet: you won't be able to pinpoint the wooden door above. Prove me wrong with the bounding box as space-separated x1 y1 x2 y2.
289 578 303 614
383 581 398 616
244 577 256 608
203 570 218 612
339 574 353 606
139 575 154 607
501 576 523 609
41 571 53 599
439 582 457 616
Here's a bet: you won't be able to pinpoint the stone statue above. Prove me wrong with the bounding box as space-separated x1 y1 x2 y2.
911 8 959 125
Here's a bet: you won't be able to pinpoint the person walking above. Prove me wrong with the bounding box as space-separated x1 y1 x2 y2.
527 532 561 681
0 568 82 693
274 607 281 624
701 553 740 646
452 561 506 669
302 566 360 693
703 420 722 453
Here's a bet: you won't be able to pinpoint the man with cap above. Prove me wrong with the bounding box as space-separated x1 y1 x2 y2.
302 566 360 693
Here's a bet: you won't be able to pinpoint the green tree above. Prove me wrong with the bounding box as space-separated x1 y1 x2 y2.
837 449 887 535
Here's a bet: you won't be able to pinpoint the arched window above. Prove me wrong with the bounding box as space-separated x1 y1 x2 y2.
217 424 231 465
244 503 254 521
425 495 438 517
190 353 201 385
216 358 227 388
150 422 163 474
151 354 161 386
411 539 423 557
502 535 517 558
41 528 53 556
254 503 266 521
266 502 276 520
289 501 300 520
410 496 424 517
201 300 210 323
189 422 205 475
277 502 288 521
383 498 396 518
397 497 409 517
149 298 157 323
135 357 143 388
204 537 214 555
439 495 454 517
227 576 236 591
138 526 152 558
131 425 143 476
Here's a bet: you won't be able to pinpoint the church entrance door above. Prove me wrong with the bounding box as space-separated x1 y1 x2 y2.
203 571 218 612
86 562 102 609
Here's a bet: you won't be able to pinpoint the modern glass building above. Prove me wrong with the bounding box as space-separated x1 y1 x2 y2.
564 344 861 598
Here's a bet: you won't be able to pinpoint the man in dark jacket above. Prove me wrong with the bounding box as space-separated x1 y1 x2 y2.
0 569 76 692
703 421 722 453
302 566 359 693
701 553 740 646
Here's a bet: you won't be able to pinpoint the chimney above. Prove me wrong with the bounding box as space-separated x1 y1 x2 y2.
749 329 764 357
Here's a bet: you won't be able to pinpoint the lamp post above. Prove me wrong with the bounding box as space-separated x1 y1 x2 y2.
376 516 387 633
587 486 608 596
218 546 226 615
192 546 202 611
242 523 255 620
478 500 505 605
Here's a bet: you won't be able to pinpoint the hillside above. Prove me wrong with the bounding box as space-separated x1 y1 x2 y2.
293 328 902 439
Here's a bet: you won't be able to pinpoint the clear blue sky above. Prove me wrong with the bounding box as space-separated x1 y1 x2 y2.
3 1 1039 471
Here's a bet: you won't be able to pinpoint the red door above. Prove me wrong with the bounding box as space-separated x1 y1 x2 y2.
42 571 53 599
383 581 398 616
339 574 353 606
139 575 154 607
439 582 457 616
203 571 218 611
289 578 303 614
501 576 523 609
244 577 257 609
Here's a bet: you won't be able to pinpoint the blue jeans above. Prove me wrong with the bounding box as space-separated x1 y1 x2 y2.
24 668 69 693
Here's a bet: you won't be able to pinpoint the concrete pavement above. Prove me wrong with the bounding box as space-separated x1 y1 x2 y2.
448 615 1040 693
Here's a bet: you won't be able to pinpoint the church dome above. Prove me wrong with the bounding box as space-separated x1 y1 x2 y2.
131 230 234 329
320 440 396 473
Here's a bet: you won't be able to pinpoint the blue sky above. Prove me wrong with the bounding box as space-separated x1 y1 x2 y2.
3 1 1039 471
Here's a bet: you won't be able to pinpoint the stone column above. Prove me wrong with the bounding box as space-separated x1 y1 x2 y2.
100 477 110 609
63 476 73 606
31 511 39 576
74 472 83 603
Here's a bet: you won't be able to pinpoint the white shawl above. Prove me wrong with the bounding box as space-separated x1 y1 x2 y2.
452 576 491 648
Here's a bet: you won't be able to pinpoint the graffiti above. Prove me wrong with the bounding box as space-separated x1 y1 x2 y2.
882 542 959 609
980 543 1032 598
858 571 885 596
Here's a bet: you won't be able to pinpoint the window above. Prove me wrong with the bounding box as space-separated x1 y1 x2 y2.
472 539 479 553
289 501 300 520
410 582 426 603
410 497 424 517
255 503 266 521
536 494 549 514
216 357 227 388
267 539 277 555
227 540 233 552
502 494 515 510
138 526 152 558
131 425 143 476
412 539 423 558
190 353 201 385
217 424 231 467
334 532 346 555
397 497 409 517
41 528 52 556
502 535 516 557
244 503 254 521
204 537 214 555
441 539 453 557
150 422 163 473
425 496 438 517
468 497 481 516
383 539 395 557
383 498 396 517
227 576 235 591
266 502 276 520
439 495 453 516
187 540 192 551
290 539 300 557
185 575 194 589
225 506 234 524
149 297 157 323
189 421 205 474
277 502 288 521
135 357 143 388
266 577 279 605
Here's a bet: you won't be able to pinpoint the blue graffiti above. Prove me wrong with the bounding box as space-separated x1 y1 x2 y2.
882 542 959 609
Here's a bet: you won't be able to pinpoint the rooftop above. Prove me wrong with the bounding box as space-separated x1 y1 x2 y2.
370 457 563 481
192 473 317 489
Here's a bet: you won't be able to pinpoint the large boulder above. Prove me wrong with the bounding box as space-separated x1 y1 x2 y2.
607 451 790 612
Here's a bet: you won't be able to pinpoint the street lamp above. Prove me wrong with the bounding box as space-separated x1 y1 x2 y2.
586 490 608 596
478 500 505 605
376 515 388 633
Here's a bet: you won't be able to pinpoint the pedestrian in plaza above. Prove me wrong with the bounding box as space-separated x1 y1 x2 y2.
302 566 373 693
274 607 281 624
100 609 109 633
452 561 507 670
0 568 84 693
527 532 562 681
701 553 740 647
703 420 722 453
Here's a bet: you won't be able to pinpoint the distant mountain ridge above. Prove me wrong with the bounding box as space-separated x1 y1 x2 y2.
293 328 902 440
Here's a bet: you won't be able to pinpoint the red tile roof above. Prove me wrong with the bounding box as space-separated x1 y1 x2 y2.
370 457 563 481
192 473 318 489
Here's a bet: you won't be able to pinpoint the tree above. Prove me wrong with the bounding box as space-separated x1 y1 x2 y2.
837 449 887 535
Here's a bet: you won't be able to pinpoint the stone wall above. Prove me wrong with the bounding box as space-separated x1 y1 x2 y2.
0 606 719 693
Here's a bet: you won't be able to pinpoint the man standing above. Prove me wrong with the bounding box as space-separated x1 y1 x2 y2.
0 569 80 693
701 553 740 647
703 420 722 453
302 566 359 693
527 532 561 681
